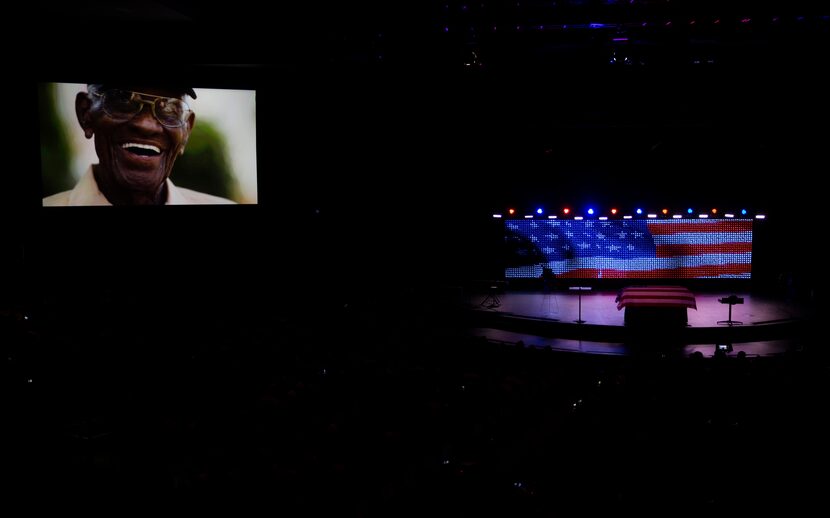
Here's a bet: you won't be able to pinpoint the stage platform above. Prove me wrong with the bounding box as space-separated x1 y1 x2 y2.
466 289 814 357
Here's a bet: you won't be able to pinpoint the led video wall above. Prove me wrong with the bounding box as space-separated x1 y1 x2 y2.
505 218 752 279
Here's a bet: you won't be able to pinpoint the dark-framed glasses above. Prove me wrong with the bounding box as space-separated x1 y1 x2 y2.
91 89 191 128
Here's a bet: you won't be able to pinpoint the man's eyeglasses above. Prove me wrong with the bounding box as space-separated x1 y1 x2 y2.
91 89 191 128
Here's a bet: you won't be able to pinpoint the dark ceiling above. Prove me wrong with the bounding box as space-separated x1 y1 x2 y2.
21 1 830 70
13 1 829 215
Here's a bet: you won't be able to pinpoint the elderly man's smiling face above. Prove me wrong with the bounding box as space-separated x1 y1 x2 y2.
76 85 195 204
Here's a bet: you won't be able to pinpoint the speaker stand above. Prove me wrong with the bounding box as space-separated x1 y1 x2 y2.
717 302 743 326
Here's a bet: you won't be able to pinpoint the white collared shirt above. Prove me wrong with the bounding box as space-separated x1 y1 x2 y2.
43 166 236 206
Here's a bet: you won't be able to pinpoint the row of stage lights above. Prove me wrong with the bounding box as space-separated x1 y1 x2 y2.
493 208 766 220
442 14 829 33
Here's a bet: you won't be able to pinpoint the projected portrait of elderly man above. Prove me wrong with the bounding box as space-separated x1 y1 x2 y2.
43 84 235 206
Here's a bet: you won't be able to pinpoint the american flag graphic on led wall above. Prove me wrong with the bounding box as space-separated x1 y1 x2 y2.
505 219 752 279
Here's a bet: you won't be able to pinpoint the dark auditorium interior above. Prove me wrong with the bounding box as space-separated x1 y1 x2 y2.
2 0 827 511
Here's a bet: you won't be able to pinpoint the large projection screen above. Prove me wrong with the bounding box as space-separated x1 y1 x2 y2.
505 218 752 279
39 83 257 206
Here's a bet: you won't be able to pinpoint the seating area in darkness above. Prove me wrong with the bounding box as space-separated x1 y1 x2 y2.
3 286 825 511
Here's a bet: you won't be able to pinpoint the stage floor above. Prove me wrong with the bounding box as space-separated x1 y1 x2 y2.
467 290 814 357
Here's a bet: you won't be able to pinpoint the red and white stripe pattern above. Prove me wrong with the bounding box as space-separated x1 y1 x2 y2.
645 219 752 278
616 286 697 311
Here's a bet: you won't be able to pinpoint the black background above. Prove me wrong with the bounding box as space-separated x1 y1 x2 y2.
5 1 828 292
